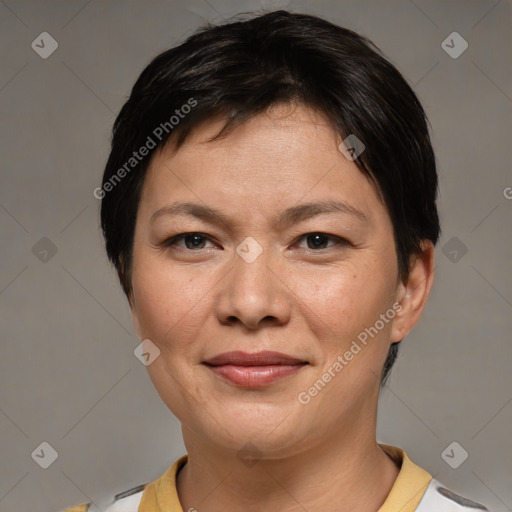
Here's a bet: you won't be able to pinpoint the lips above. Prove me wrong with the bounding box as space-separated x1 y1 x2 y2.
203 351 308 388
204 350 306 366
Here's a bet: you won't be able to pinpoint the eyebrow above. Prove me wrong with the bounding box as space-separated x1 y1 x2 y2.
150 200 369 228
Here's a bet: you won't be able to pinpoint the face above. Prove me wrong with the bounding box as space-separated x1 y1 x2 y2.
129 103 429 459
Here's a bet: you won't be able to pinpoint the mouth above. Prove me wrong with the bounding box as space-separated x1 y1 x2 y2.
202 351 309 388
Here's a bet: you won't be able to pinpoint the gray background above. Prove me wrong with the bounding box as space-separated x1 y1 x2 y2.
0 1 511 511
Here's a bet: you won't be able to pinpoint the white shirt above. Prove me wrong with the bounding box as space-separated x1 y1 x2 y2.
102 478 490 511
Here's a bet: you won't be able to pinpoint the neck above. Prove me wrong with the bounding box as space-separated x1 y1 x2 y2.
176 410 399 511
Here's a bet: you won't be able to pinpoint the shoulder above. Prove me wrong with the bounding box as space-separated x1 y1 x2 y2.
63 483 146 512
416 478 491 511
62 455 188 512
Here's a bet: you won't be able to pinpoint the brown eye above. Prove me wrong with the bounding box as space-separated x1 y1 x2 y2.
296 232 346 250
165 233 214 250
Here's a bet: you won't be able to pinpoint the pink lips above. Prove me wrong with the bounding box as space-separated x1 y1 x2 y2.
203 351 308 388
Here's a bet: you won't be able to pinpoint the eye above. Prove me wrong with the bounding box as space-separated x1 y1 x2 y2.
295 232 348 250
161 232 349 252
164 232 216 250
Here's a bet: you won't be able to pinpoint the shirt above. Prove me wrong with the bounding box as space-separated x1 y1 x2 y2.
63 444 490 511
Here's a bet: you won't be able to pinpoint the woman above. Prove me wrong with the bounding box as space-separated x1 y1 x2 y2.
67 9 490 512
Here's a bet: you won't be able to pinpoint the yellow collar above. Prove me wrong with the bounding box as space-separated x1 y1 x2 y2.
378 444 432 512
139 444 432 512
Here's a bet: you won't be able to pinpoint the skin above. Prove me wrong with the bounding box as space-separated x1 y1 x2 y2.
129 102 435 511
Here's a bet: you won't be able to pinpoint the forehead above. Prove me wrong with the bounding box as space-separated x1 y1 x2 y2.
139 103 384 223
157 102 338 169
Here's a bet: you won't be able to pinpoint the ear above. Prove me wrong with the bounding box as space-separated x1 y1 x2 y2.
130 295 143 340
390 240 435 343
118 253 141 338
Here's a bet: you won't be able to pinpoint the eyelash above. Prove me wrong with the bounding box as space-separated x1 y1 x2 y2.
162 232 350 252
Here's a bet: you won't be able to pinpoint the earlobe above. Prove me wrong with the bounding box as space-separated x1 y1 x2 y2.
390 241 435 343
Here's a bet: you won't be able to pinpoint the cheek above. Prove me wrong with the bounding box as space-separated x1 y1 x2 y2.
132 258 210 416
131 255 210 349
292 261 393 336
291 263 397 390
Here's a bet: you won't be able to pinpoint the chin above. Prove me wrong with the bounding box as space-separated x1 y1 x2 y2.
197 401 313 454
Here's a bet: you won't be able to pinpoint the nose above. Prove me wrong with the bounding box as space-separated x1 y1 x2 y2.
215 241 292 330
